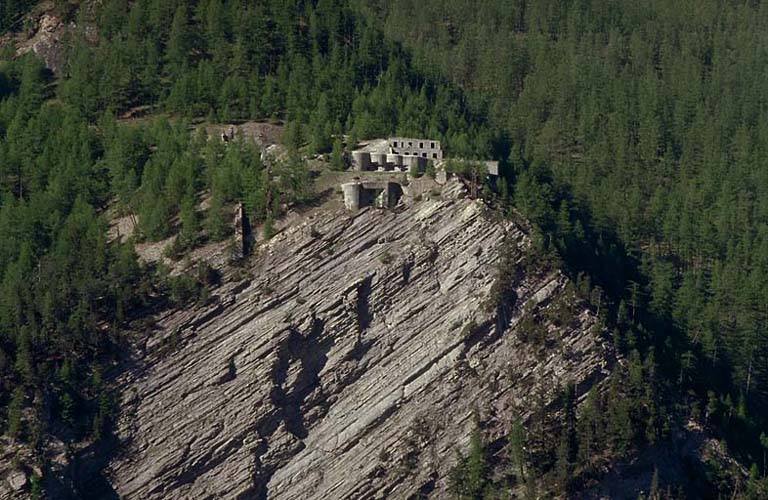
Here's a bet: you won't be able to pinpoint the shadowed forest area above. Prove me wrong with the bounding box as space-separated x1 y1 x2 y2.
359 0 768 490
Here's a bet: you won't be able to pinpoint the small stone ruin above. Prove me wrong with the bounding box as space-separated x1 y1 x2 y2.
232 203 252 259
341 181 404 211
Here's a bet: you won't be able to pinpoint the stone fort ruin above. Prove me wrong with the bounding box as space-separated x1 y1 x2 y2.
351 137 442 172
389 137 443 160
341 181 404 211
342 136 500 211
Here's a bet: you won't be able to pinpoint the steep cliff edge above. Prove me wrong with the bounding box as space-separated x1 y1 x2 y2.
106 182 615 499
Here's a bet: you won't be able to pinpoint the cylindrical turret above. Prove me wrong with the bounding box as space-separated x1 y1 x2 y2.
351 151 371 171
402 155 416 172
341 182 362 210
373 153 388 168
387 154 403 170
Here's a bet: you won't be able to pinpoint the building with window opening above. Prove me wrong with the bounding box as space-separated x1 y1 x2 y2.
388 137 443 161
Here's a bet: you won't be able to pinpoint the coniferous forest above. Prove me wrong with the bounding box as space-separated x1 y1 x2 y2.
2 0 768 497
362 0 768 478
0 0 488 474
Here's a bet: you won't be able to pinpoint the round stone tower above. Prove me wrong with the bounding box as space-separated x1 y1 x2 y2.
387 153 404 170
351 151 371 171
373 152 388 169
341 182 362 210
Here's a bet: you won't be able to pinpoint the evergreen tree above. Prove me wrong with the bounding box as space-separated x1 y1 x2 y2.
508 418 527 483
6 386 25 439
450 427 489 500
179 189 199 248
331 137 345 171
205 190 229 241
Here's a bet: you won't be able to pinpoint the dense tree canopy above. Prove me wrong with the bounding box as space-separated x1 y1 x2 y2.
352 0 768 493
0 53 144 444
56 0 493 157
0 0 36 34
3 0 768 496
0 0 493 450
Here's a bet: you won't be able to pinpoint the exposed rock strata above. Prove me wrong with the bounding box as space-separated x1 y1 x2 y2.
107 183 615 499
14 14 68 75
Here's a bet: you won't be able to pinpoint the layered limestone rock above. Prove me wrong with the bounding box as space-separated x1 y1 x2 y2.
14 14 69 76
106 181 615 499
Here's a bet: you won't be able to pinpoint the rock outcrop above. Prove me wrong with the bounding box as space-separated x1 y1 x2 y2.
14 14 68 76
106 182 615 499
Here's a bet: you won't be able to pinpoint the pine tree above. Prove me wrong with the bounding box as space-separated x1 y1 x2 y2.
7 386 25 439
464 428 488 498
139 192 171 241
179 189 199 248
746 464 764 500
331 137 345 171
578 388 601 466
450 427 489 500
59 392 74 426
205 190 229 242
283 120 304 153
508 418 527 483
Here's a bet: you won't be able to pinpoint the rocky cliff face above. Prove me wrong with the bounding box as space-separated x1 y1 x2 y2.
14 14 66 75
106 182 615 499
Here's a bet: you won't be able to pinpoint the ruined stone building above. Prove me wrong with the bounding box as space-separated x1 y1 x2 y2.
349 138 504 176
232 202 252 259
341 181 403 210
350 137 443 173
388 137 443 160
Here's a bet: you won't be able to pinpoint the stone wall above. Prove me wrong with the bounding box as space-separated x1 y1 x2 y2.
389 137 443 161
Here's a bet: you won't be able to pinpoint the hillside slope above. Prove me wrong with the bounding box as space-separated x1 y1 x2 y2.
105 182 613 499
2 1 763 497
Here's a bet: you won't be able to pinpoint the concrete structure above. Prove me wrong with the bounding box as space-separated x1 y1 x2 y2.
351 151 371 172
341 183 362 211
402 155 427 173
389 137 443 161
348 138 500 179
402 156 416 171
350 137 443 172
342 181 403 210
386 153 403 170
485 161 500 177
232 202 252 260
373 152 388 168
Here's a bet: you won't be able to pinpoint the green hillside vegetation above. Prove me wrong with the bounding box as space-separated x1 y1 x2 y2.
357 0 768 491
0 0 37 34
0 0 490 456
1 0 768 497
57 0 493 154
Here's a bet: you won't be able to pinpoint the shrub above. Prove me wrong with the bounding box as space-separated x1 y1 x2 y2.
379 249 393 264
425 161 436 179
167 275 202 305
163 237 186 261
196 261 221 287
